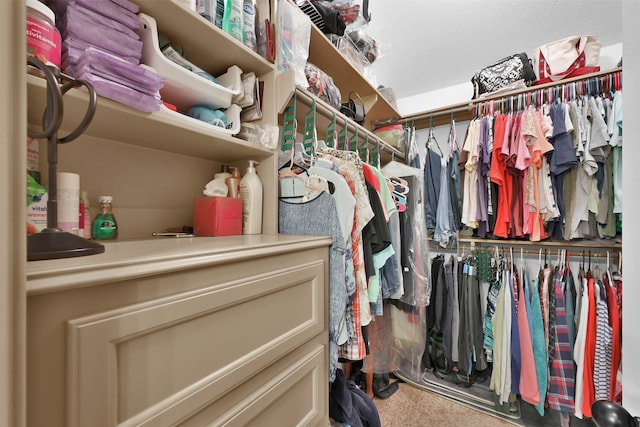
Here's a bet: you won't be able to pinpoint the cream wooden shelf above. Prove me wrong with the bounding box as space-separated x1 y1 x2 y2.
26 234 331 296
27 74 274 163
404 67 623 128
307 24 400 129
135 0 275 77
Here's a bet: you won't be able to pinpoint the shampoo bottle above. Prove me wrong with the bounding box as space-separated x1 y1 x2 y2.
242 0 257 52
239 160 262 234
222 0 243 43
215 0 224 28
214 164 232 181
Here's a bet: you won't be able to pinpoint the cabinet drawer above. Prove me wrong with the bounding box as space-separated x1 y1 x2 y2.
176 337 327 427
66 261 326 426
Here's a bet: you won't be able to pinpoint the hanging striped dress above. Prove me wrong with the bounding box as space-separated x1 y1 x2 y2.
594 280 612 400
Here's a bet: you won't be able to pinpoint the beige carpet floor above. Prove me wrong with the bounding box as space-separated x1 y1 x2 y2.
374 381 519 427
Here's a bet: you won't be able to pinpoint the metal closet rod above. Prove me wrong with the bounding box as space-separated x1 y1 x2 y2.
404 66 623 125
294 88 403 158
430 239 620 263
457 236 621 250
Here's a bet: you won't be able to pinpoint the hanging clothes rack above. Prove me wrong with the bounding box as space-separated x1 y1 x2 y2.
405 67 622 128
290 88 404 163
428 237 621 266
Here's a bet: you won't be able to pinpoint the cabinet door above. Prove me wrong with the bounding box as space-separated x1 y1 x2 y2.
65 261 327 426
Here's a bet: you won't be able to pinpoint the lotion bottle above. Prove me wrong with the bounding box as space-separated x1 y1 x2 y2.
222 0 243 43
239 160 262 234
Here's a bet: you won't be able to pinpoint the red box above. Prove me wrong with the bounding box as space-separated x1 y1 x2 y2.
193 197 242 237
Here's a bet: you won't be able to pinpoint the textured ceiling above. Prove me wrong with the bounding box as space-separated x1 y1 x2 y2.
365 0 623 102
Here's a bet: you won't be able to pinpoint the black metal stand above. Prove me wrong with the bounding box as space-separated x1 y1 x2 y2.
27 57 105 261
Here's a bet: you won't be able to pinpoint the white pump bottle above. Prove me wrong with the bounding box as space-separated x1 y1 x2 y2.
239 160 262 234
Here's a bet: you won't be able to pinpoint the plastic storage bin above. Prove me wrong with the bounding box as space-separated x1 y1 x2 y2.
160 103 242 135
139 13 243 111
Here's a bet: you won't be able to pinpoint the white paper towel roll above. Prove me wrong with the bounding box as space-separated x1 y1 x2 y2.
57 172 80 234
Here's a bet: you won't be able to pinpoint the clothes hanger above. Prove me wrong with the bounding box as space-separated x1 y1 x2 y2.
338 117 348 151
278 167 325 199
447 117 459 158
426 115 444 157
605 251 616 290
287 142 314 169
358 134 369 163
538 248 542 272
509 246 514 274
301 174 329 202
349 127 358 153
279 140 323 199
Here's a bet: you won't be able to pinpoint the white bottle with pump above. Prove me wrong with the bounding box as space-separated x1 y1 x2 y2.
239 160 262 234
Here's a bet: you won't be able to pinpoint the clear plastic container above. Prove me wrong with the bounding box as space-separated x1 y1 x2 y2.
26 0 61 70
139 13 243 111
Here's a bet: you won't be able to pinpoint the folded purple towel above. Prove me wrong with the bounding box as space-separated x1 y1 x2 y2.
55 0 139 16
62 38 140 73
58 0 140 31
76 71 163 113
108 0 139 14
62 15 143 60
68 47 164 96
66 3 139 41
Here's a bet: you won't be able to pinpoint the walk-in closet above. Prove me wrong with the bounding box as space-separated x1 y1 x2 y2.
2 1 638 426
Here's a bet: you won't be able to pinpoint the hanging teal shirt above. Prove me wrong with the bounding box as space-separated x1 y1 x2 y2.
530 276 548 416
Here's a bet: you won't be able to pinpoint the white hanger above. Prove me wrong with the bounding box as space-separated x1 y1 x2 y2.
301 174 328 202
278 167 325 201
538 248 542 271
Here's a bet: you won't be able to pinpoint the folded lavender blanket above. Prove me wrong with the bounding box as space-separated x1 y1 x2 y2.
62 16 143 60
68 47 164 96
65 3 140 40
62 38 140 74
56 0 139 16
57 0 140 31
76 71 163 113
